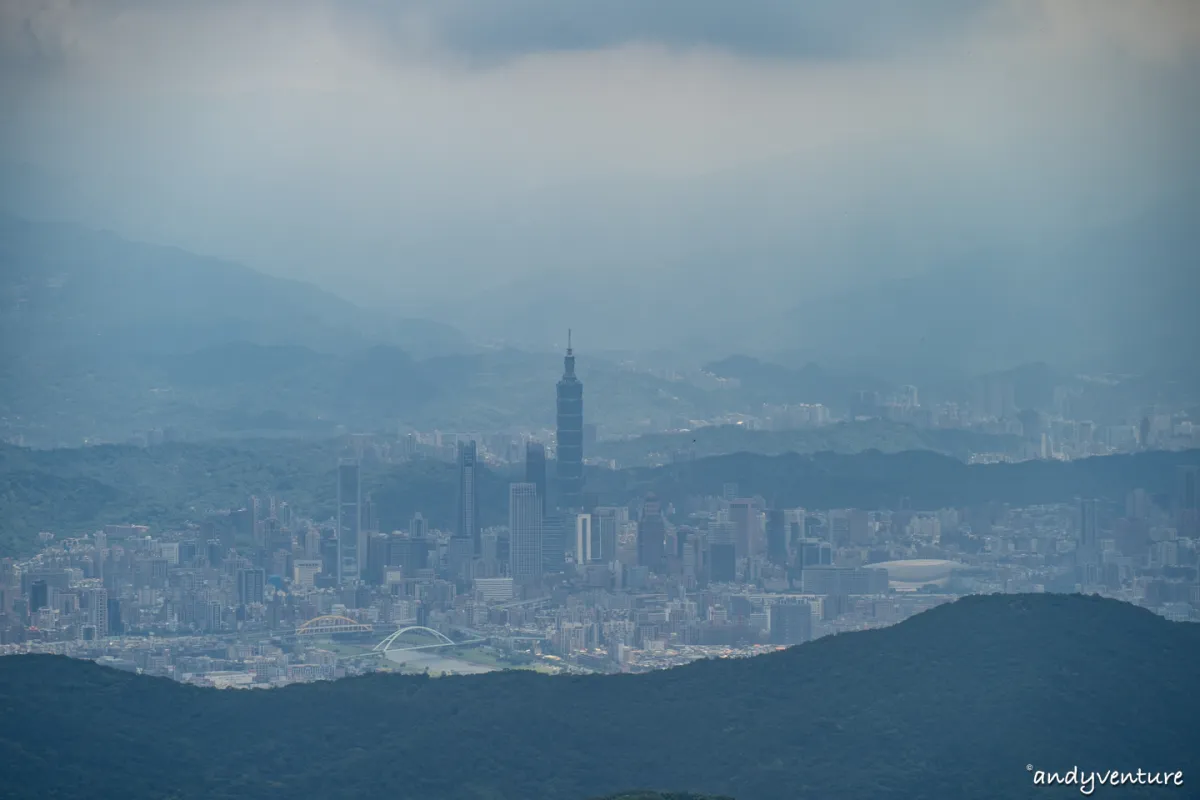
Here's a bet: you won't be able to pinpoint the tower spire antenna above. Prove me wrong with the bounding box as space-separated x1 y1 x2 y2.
567 328 572 355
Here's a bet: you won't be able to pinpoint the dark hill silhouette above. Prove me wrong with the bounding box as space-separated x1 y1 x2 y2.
0 594 1196 800
595 795 733 800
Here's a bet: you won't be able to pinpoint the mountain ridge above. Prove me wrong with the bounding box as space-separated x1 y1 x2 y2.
592 420 1022 467
0 212 470 358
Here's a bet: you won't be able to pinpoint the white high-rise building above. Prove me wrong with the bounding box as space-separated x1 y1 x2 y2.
574 513 592 564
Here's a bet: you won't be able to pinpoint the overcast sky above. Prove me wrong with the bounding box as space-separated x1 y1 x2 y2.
1 0 1197 349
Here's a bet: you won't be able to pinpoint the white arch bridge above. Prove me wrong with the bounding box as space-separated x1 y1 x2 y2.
290 617 485 656
371 626 485 656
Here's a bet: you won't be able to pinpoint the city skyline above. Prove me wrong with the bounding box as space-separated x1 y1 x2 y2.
1 2 1198 798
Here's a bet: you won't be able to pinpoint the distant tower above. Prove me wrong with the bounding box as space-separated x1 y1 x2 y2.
409 512 427 539
525 441 548 517
457 440 480 555
637 494 666 574
766 508 787 566
509 482 543 584
1079 498 1099 549
236 568 266 606
336 459 361 584
729 499 756 561
29 579 48 613
1176 465 1199 539
556 330 585 511
1077 498 1100 568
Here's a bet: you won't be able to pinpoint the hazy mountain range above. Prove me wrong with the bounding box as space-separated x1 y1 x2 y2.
1 211 1195 447
0 213 469 358
0 214 891 445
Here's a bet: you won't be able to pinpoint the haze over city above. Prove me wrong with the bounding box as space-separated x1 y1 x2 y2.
1 3 1199 800
2 0 1198 363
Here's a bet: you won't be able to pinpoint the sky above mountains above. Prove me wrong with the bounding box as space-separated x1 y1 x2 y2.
1 1 1197 361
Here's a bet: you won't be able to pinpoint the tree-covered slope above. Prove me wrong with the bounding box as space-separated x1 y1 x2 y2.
600 447 1200 512
592 420 1021 467
0 594 1196 799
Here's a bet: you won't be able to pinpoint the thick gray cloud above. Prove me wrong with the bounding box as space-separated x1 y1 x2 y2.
358 0 995 62
0 0 998 70
0 0 1197 361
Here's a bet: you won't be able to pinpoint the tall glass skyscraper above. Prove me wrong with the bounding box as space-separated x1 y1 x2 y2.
637 494 666 574
525 441 547 516
457 440 480 555
556 331 584 511
336 459 361 584
1177 465 1199 539
509 482 543 584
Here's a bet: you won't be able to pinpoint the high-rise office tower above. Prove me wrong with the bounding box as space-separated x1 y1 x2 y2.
29 579 48 613
304 527 321 558
592 507 619 563
1176 465 1199 539
556 331 584 511
637 494 667 574
457 440 480 555
509 483 543 584
337 459 361 584
729 499 757 561
236 567 266 605
1079 499 1099 548
1078 498 1100 566
106 597 123 636
362 494 378 535
574 513 592 564
709 521 737 583
86 587 109 638
542 512 564 573
366 533 390 585
766 509 788 566
525 441 548 516
409 513 427 540
388 534 429 577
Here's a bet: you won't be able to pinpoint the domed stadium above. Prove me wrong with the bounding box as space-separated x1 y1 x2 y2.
868 559 966 585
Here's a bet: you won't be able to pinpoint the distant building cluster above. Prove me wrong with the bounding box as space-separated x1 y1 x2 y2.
2 346 1197 685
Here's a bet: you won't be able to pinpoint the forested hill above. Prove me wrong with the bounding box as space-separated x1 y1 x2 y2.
2 441 1198 557
0 594 1196 800
590 419 1022 467
590 447 1200 512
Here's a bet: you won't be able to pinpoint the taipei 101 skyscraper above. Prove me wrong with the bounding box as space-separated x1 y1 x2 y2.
556 330 584 511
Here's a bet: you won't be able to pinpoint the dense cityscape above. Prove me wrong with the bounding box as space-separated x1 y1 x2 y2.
3 343 1196 689
2 3 1199 797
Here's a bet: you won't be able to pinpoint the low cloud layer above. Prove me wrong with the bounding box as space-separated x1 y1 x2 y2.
1 0 1197 356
